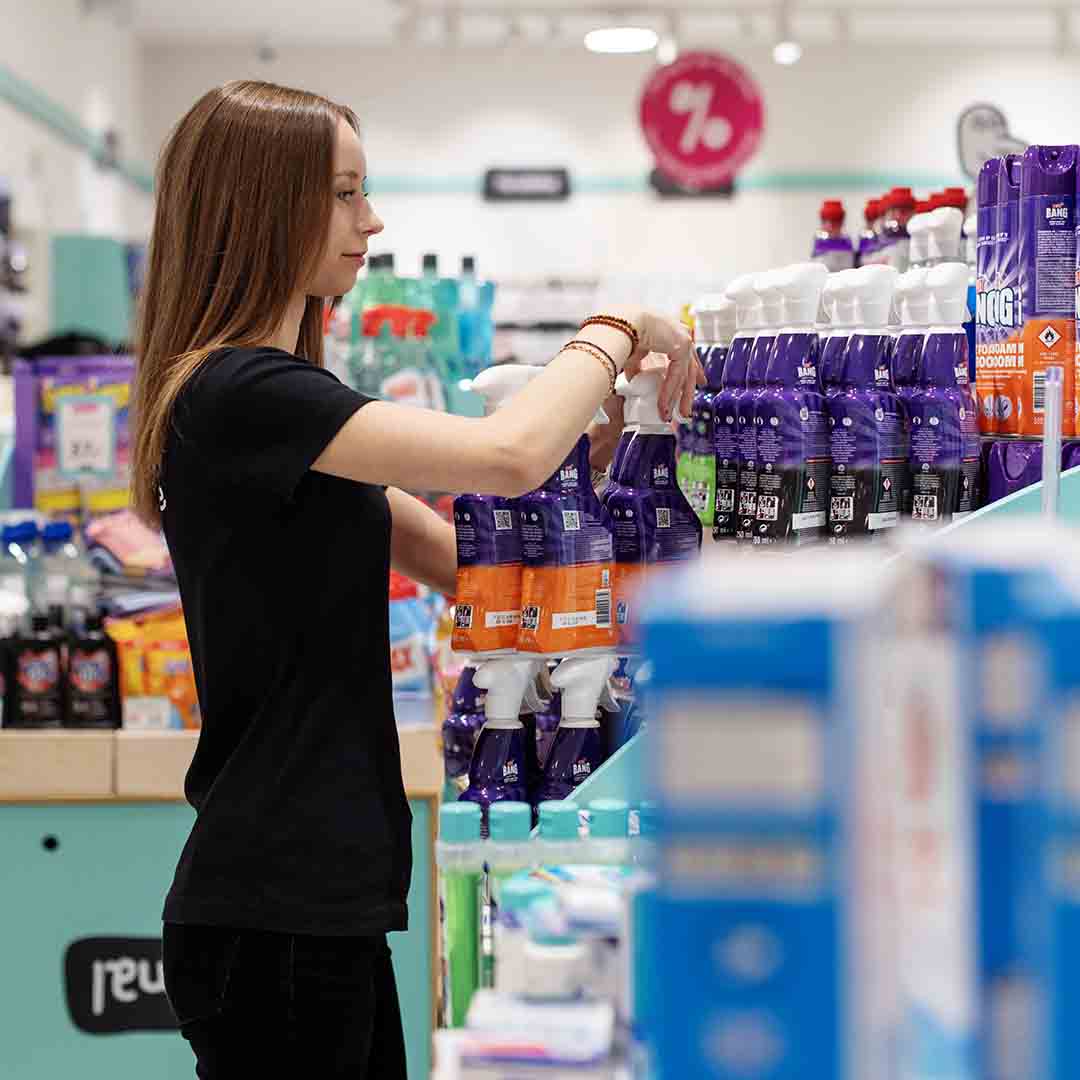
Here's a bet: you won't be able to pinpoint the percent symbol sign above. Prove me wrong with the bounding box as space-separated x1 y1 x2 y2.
669 80 733 154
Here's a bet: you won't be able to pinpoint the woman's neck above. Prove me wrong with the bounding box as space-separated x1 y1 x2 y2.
263 291 307 354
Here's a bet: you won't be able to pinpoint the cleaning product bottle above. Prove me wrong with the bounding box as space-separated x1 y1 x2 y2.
479 800 535 990
535 799 584 865
538 655 616 803
517 426 616 659
442 664 488 795
811 200 855 271
820 268 859 410
856 198 882 267
452 364 540 657
534 684 562 771
692 295 736 539
8 610 63 728
585 799 630 865
826 264 904 541
751 262 830 545
1017 145 1078 438
687 381 715 528
714 277 758 542
600 374 637 507
459 658 535 830
687 295 732 530
877 187 917 271
607 370 701 644
907 206 932 271
975 159 1002 437
893 267 933 516
493 877 552 996
64 610 119 729
908 261 982 524
437 802 485 1027
735 272 781 543
40 521 98 626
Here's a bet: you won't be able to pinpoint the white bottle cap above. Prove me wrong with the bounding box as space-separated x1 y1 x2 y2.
850 264 899 330
471 364 541 416
550 655 616 722
907 211 932 268
925 207 965 263
822 268 860 329
473 658 537 724
754 270 785 330
776 262 828 330
692 294 736 346
895 267 933 328
926 261 971 327
725 273 763 332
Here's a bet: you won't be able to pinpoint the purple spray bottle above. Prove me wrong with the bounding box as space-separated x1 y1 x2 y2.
893 267 932 516
751 262 831 545
442 664 488 794
907 262 982 524
826 264 904 542
537 655 616 803
820 268 859 412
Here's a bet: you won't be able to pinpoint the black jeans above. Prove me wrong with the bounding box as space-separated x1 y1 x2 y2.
162 922 408 1079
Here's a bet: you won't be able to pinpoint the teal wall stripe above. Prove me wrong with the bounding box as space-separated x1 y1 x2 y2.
0 64 153 194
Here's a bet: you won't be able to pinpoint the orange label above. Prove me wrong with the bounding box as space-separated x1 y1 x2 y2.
613 563 648 648
452 563 522 654
517 562 616 655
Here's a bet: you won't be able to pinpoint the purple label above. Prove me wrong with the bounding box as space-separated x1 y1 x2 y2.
1021 192 1077 318
712 387 740 538
820 333 850 394
454 494 520 567
538 724 604 803
892 333 924 390
907 389 981 523
812 235 856 273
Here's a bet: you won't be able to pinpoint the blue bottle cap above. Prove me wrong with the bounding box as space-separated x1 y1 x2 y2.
538 800 580 842
499 877 550 916
43 522 73 543
488 801 531 843
441 802 482 844
588 799 629 839
5 521 38 543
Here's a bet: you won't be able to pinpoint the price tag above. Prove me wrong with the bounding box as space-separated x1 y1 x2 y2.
56 394 116 477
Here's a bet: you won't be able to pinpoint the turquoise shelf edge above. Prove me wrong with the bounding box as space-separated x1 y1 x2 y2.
944 461 1080 530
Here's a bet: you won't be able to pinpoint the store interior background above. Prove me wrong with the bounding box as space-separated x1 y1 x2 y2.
8 0 1080 345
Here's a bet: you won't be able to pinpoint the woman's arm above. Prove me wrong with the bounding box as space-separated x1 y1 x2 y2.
387 487 457 596
313 312 697 497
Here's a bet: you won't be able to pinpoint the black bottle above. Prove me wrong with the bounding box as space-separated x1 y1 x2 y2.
65 612 120 729
9 612 64 728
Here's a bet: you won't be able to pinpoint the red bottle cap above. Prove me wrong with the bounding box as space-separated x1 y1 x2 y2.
942 186 968 210
819 199 845 224
864 199 880 222
888 187 916 211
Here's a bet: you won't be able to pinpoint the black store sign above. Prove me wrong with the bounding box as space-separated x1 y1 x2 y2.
484 168 571 201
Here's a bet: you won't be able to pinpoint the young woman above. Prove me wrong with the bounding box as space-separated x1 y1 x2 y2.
132 79 698 1078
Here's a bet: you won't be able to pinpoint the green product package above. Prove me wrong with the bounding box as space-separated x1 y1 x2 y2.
437 803 484 1028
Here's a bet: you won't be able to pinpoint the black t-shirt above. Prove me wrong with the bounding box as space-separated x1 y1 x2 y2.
160 346 412 936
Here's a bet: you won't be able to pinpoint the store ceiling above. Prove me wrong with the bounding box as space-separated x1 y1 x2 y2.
125 0 1077 48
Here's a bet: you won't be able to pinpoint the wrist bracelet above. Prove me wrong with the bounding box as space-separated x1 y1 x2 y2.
563 342 617 396
580 314 641 353
565 338 619 373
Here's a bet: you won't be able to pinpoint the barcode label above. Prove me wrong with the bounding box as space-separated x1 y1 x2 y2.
830 496 853 523
454 604 473 629
521 605 540 632
757 495 779 522
562 510 581 531
1034 371 1046 413
738 490 757 516
656 507 671 529
717 488 735 513
493 509 513 530
595 589 612 628
913 493 938 521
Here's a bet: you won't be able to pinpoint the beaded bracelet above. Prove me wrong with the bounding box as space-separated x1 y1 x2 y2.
562 342 617 396
580 314 641 353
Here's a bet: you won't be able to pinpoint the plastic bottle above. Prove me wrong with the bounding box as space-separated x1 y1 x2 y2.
480 800 535 989
811 199 855 271
452 364 541 657
893 267 932 516
975 158 1003 436
437 802 485 1027
7 611 63 728
442 664 487 795
539 655 616 802
40 521 98 625
64 610 120 728
907 207 932 270
820 268 859 411
752 262 830 545
856 198 882 267
586 798 630 865
826 265 905 541
536 799 584 865
458 256 495 378
877 187 917 271
494 876 552 996
1 522 41 614
606 371 701 646
459 658 535 830
908 262 982 524
924 206 965 268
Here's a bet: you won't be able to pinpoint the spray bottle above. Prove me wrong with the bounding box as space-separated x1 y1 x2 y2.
442 664 487 795
907 207 933 271
600 373 636 506
459 658 536 831
811 200 855 271
539 655 617 803
452 364 541 657
715 276 758 542
893 267 932 515
857 198 883 266
908 262 982 524
826 264 904 541
820 268 859 410
984 153 1022 433
735 272 781 543
751 262 830 545
877 187 917 271
437 801 485 1027
607 370 702 646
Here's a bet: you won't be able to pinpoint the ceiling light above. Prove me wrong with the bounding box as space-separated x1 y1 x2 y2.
584 26 660 54
772 39 802 65
656 34 679 64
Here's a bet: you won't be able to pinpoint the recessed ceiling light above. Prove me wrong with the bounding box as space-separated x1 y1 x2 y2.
584 26 660 54
772 39 802 65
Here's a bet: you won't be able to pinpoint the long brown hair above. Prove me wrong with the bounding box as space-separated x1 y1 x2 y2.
130 80 359 526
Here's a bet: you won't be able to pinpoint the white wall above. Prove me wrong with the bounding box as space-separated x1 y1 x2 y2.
137 38 1080 303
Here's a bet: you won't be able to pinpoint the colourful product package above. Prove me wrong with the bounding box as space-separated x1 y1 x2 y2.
517 434 616 657
144 641 200 730
975 157 1003 434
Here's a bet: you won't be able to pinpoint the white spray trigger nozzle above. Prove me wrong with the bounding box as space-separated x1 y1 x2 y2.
926 261 971 326
907 212 932 268
550 655 617 722
622 370 667 430
776 262 828 328
896 267 932 328
754 270 785 330
473 658 538 723
725 272 764 331
823 268 860 329
850 264 899 330
471 364 542 416
926 207 965 263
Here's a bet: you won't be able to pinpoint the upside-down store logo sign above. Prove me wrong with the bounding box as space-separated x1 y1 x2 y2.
64 937 177 1034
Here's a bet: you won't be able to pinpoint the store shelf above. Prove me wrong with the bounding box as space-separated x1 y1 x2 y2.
0 730 114 799
948 461 1080 529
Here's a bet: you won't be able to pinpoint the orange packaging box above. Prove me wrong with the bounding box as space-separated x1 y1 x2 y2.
517 562 616 656
452 564 522 655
